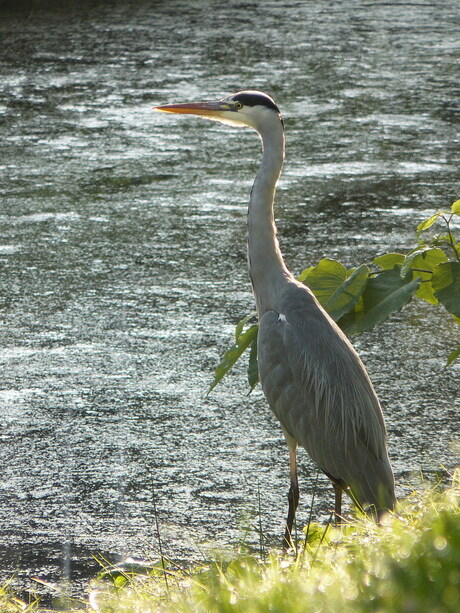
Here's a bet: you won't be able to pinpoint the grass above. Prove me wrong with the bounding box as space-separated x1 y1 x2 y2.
6 471 460 612
0 582 40 613
86 470 460 613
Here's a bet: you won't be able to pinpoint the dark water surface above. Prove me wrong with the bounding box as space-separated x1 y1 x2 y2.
1 0 459 600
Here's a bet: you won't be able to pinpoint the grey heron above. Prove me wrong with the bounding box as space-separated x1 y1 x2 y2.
155 91 396 547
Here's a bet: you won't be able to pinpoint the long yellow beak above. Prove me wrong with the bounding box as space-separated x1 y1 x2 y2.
154 100 229 117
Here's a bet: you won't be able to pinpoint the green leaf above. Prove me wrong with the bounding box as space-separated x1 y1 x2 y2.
373 253 405 270
300 258 347 307
208 324 258 394
451 199 460 215
432 261 460 317
401 248 439 278
343 267 420 335
114 575 128 588
247 332 259 391
235 311 257 341
325 264 369 321
417 212 442 235
447 347 460 365
400 248 448 304
298 265 314 283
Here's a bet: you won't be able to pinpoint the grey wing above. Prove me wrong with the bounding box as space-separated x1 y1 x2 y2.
257 285 395 510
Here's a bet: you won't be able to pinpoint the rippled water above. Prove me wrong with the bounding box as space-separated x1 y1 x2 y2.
1 0 459 600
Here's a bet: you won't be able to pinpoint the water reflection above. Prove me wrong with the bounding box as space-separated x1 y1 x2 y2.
0 0 459 599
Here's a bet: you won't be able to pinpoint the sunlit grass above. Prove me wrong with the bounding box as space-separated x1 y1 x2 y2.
0 582 39 613
86 469 460 613
3 472 458 611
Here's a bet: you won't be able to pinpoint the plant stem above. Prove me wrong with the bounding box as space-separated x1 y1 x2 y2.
445 214 460 261
152 488 169 594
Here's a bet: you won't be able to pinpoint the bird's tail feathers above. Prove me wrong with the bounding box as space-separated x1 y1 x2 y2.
348 449 396 515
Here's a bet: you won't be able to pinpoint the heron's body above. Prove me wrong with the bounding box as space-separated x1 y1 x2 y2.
155 91 395 544
257 285 395 510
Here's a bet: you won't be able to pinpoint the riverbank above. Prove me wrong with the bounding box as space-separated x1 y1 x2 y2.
4 470 459 612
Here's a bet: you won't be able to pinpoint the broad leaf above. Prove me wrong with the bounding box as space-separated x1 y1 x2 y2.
235 311 257 341
373 253 405 270
401 248 448 304
300 258 347 307
325 264 369 321
432 262 460 317
208 324 258 393
400 248 445 278
297 265 313 283
451 199 460 215
416 212 443 236
343 267 420 335
447 347 460 365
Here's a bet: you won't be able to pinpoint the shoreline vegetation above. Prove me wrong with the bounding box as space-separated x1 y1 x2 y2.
3 469 459 612
210 201 460 395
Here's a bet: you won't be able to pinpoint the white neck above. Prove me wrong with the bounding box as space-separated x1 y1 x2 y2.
247 117 292 314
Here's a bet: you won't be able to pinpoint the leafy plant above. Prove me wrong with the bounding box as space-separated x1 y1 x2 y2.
210 200 460 392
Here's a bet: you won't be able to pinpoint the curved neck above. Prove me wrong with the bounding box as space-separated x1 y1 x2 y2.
248 118 291 314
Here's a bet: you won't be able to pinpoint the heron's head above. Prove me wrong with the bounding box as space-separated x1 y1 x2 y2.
154 90 283 133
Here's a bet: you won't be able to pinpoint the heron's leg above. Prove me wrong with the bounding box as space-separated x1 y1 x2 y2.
283 445 299 550
333 483 342 525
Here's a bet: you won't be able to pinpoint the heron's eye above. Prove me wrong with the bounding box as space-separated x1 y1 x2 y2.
234 101 243 110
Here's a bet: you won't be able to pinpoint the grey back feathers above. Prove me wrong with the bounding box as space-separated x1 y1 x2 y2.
257 281 395 512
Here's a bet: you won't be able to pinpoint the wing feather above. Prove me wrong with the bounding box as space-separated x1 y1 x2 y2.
257 281 395 510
